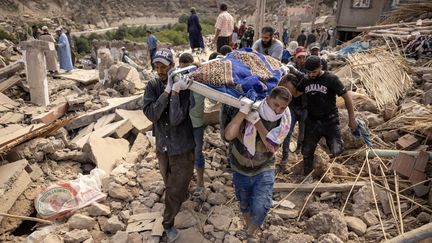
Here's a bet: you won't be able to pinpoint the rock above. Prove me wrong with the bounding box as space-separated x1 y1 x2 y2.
203 224 214 234
212 205 235 217
306 202 330 217
207 192 226 205
363 112 384 128
86 202 111 216
361 211 379 227
175 210 198 229
317 233 344 243
50 150 88 163
41 233 64 243
285 233 315 243
110 231 128 243
417 212 430 224
142 197 155 208
352 185 372 216
224 234 242 243
306 210 348 241
208 214 231 231
382 130 399 143
68 214 97 230
382 103 398 121
64 229 92 243
210 181 225 193
345 216 367 236
423 89 432 105
176 227 206 242
101 215 125 234
83 137 129 174
108 182 132 201
273 209 299 219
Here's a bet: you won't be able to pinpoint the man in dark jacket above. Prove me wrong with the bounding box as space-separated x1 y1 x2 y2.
296 29 306 47
187 7 205 52
143 48 195 242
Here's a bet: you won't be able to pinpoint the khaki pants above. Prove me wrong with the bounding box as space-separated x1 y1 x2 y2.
156 150 194 229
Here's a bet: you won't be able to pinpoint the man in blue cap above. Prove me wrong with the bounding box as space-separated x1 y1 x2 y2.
143 48 194 242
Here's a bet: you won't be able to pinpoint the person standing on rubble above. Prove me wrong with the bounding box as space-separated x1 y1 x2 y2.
187 7 205 53
214 3 234 53
306 29 317 48
252 26 284 60
280 47 308 166
55 27 73 73
309 43 328 71
296 29 306 47
146 30 158 69
287 56 357 177
142 48 195 242
177 52 206 199
39 26 59 74
222 87 292 242
32 25 41 39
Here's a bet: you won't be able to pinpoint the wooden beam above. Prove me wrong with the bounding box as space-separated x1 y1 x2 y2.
273 182 367 193
357 20 432 31
0 75 21 92
386 223 432 243
0 61 24 80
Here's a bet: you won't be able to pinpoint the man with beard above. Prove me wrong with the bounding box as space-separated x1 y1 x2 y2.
143 48 195 242
287 56 357 177
252 26 283 60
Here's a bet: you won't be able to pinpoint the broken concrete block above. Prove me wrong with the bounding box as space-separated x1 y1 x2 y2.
391 153 416 178
113 119 133 138
68 213 97 230
115 109 152 134
130 132 150 159
345 216 367 236
83 137 129 174
0 159 31 223
207 192 227 205
32 103 68 124
94 113 116 131
110 230 129 243
396 134 419 150
0 112 24 125
175 211 198 229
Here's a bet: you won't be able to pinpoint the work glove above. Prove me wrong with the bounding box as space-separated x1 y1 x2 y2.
286 63 298 74
239 97 253 114
172 75 192 93
245 110 260 124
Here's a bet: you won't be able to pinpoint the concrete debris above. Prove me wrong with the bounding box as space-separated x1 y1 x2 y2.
67 213 97 230
306 210 348 241
345 216 367 236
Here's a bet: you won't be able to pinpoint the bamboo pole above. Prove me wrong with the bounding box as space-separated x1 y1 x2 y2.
394 171 404 234
0 212 53 225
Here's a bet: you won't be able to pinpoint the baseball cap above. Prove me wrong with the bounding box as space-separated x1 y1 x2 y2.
152 48 174 66
309 43 320 50
41 26 48 31
294 46 307 58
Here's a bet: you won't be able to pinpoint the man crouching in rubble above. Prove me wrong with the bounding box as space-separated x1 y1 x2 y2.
142 48 195 242
287 55 357 178
222 87 292 242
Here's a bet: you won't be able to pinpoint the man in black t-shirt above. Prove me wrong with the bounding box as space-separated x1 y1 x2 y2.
287 56 357 176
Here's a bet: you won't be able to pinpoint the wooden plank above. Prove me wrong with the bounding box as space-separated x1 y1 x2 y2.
0 124 46 148
31 103 69 124
0 75 21 93
0 61 24 80
273 182 368 193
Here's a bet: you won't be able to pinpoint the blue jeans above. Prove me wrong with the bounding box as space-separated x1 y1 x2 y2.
193 126 205 169
233 170 275 227
282 106 307 162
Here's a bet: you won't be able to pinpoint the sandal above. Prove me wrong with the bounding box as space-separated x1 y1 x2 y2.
193 187 205 198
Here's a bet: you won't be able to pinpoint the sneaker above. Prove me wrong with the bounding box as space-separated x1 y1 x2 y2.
165 227 179 243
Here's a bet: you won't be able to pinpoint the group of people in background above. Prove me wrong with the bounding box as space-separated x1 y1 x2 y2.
31 25 74 73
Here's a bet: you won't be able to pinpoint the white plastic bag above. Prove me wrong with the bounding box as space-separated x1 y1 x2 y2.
35 168 107 220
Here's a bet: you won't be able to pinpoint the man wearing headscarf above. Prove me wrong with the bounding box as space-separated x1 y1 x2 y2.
39 26 59 74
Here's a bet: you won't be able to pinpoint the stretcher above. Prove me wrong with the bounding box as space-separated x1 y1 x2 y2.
168 61 259 110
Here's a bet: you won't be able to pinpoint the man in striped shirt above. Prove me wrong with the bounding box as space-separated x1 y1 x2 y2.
214 3 234 53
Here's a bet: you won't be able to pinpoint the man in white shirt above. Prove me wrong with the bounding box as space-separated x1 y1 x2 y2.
214 3 234 53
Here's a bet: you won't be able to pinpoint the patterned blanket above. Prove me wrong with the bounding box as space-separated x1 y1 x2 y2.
189 49 286 100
